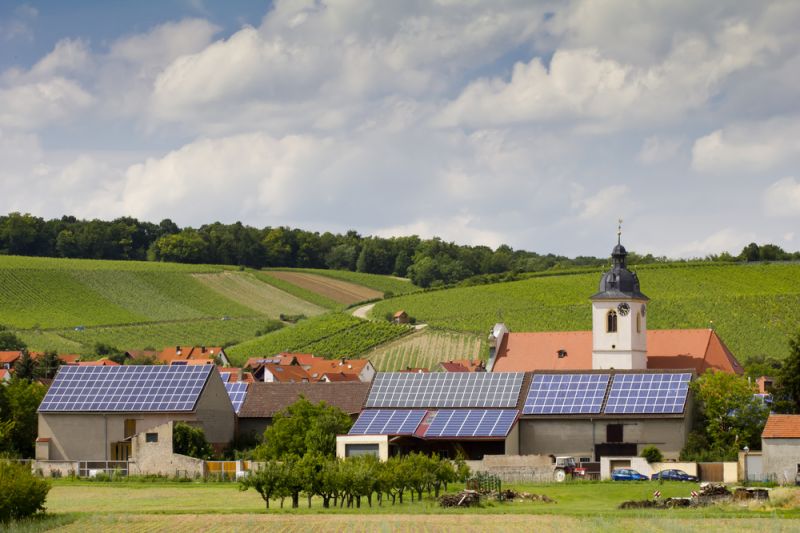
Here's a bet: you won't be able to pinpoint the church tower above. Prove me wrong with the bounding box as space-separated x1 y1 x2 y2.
591 225 649 370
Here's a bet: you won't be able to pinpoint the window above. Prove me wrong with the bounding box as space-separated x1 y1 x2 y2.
579 457 591 463
145 433 158 443
796 464 800 474
345 443 379 458
606 424 623 443
124 419 136 439
636 313 641 333
606 310 617 333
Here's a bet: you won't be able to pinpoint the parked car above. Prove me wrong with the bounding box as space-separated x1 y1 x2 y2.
611 468 649 481
651 469 698 482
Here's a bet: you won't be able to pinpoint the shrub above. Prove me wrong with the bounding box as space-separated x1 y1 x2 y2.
641 445 664 463
173 422 213 460
0 461 50 523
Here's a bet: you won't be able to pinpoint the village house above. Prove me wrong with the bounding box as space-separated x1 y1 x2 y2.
237 382 371 441
245 353 375 383
760 414 800 484
126 346 230 366
35 365 235 474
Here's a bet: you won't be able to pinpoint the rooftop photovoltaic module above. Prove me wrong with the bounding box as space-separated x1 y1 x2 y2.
348 410 427 435
604 373 691 414
365 372 525 408
225 382 248 414
423 409 518 438
38 365 212 412
523 373 610 415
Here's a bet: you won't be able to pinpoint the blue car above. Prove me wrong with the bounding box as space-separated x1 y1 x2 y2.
651 469 698 482
611 468 649 481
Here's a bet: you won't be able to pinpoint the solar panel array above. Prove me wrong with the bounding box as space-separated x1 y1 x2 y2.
349 410 427 435
523 374 610 414
39 365 212 412
605 373 691 414
224 382 248 414
366 372 524 408
219 372 231 383
424 409 518 438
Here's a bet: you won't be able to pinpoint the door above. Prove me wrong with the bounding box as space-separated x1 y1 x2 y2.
111 442 131 461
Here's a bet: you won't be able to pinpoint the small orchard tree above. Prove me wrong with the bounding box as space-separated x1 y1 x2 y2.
12 351 36 381
172 422 213 460
2 378 46 457
35 350 62 379
777 330 800 413
239 460 283 509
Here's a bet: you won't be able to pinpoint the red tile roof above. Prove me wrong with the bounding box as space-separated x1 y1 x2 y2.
72 359 120 366
305 358 370 381
262 363 310 383
0 351 22 364
763 415 800 439
157 346 223 363
323 372 361 382
440 359 485 372
492 329 742 375
238 382 371 418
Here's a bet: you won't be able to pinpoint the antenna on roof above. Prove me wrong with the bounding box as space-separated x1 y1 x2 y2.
709 320 715 331
617 218 623 245
496 308 504 322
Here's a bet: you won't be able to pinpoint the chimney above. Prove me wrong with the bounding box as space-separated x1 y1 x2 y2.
340 357 346 366
176 345 181 355
201 346 206 353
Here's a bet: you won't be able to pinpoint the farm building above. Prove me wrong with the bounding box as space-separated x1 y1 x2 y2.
488 238 743 376
393 310 410 324
237 382 371 441
336 369 693 461
760 414 800 484
35 365 235 467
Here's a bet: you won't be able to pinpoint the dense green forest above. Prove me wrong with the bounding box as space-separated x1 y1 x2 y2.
1 212 797 288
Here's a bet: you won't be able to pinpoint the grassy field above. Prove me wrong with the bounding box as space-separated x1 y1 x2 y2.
264 271 384 305
274 267 419 296
225 313 411 365
11 480 799 532
193 272 326 318
0 256 346 354
366 329 485 371
251 271 342 310
370 263 800 361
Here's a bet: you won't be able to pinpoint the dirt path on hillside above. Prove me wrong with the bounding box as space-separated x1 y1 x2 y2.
352 302 375 319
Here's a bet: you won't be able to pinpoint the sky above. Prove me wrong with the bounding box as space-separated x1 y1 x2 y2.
1 0 799 258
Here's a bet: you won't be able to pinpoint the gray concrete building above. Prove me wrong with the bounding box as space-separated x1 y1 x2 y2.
36 365 235 463
761 414 800 484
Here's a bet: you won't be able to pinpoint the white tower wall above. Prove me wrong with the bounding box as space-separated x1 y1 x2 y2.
591 299 648 370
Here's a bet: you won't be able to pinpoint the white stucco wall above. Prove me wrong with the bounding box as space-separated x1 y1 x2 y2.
335 435 389 461
592 299 647 370
763 438 800 484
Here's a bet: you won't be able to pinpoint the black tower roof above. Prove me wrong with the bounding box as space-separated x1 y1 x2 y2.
590 238 649 301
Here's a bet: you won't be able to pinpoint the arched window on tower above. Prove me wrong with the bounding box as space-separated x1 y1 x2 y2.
636 313 641 333
607 310 617 333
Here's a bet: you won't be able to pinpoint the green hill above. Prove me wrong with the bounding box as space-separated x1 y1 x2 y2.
370 262 800 363
0 256 314 353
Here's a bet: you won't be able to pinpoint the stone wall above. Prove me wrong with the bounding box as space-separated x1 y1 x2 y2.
465 454 554 482
129 421 205 478
33 460 79 478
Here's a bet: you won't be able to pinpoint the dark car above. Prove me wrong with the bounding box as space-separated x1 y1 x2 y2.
611 468 649 481
651 469 699 482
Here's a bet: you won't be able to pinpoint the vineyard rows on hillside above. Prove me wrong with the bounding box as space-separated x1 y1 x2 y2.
276 268 419 296
225 313 410 365
15 318 284 355
366 330 485 371
370 263 800 361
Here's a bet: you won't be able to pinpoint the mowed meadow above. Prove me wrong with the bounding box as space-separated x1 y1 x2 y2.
370 263 800 362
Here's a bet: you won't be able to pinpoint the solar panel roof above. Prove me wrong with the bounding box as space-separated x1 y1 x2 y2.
424 409 518 438
38 365 212 413
348 409 426 435
523 373 610 415
604 373 691 414
365 372 524 408
225 382 248 414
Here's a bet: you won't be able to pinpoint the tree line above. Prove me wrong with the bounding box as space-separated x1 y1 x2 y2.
1 212 798 287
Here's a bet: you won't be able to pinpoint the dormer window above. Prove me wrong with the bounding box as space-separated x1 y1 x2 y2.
607 310 617 333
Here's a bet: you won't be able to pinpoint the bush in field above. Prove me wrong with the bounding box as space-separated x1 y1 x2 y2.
172 422 213 460
640 446 663 463
0 461 50 523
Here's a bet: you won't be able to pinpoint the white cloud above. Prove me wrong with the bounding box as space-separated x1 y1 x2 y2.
0 77 92 129
437 21 777 129
638 136 683 165
668 228 756 258
30 39 91 77
763 177 800 217
692 118 800 173
572 185 631 221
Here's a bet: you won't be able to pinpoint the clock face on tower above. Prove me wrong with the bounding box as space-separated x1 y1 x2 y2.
617 302 630 316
